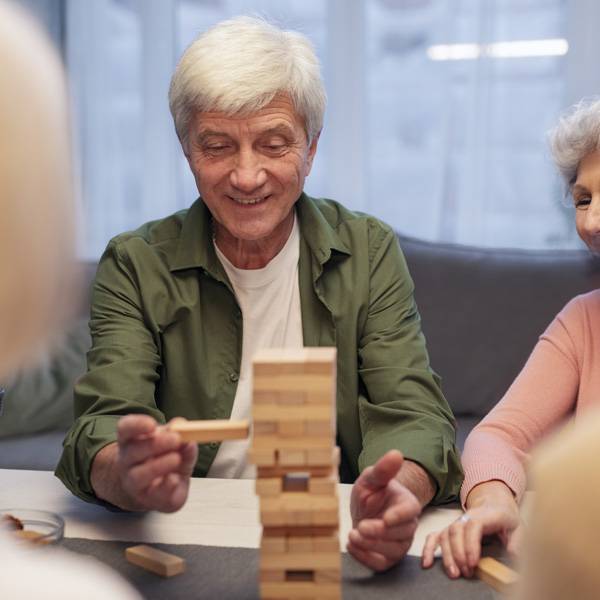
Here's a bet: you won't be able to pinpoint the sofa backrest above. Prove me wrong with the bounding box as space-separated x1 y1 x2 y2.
399 234 600 419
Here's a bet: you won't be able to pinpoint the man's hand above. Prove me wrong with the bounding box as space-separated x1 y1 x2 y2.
91 414 198 512
348 450 422 571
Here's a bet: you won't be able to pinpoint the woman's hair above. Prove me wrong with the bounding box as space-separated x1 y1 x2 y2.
549 97 600 188
0 1 77 377
168 16 326 150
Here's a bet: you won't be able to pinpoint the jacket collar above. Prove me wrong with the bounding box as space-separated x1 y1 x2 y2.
170 193 351 275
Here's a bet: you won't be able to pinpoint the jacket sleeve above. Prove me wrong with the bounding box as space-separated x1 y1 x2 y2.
357 224 463 504
55 240 165 504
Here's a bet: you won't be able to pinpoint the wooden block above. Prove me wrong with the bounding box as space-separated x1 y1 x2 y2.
169 419 249 443
263 525 338 538
125 545 185 577
306 448 335 466
287 536 313 552
309 474 337 495
259 570 285 582
278 449 306 466
261 535 286 553
248 448 276 466
255 477 282 497
261 551 340 571
253 347 336 376
253 404 331 422
254 375 333 394
313 533 340 552
278 420 305 436
253 421 277 434
315 569 341 583
305 420 333 435
251 434 332 451
476 557 519 593
260 581 340 599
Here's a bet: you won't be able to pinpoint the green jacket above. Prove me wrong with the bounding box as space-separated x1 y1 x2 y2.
56 194 463 503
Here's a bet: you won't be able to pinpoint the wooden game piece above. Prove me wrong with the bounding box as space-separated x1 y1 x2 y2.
278 420 305 436
248 447 277 466
169 419 249 443
253 404 331 422
476 556 518 593
261 535 286 553
306 448 334 466
254 375 333 393
125 544 185 577
255 477 282 496
312 533 339 552
278 449 306 466
286 535 313 552
260 551 340 571
308 474 337 495
260 581 340 599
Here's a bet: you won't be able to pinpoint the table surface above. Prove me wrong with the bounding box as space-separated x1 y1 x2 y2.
0 469 502 599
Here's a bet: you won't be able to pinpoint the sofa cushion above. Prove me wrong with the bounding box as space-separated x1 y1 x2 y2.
0 318 90 438
400 234 600 418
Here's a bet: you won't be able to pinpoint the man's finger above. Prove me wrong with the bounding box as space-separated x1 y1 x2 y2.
117 414 158 444
382 494 421 526
126 451 182 494
356 517 417 542
347 542 393 572
120 430 182 467
349 529 410 561
358 450 404 491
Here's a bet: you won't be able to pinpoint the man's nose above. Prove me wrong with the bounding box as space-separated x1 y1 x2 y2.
230 148 267 192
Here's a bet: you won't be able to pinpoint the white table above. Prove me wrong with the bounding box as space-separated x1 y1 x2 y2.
0 469 462 556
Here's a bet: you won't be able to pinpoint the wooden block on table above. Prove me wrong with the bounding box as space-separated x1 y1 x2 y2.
261 535 286 553
169 419 249 443
278 420 305 436
306 448 336 466
125 544 185 577
248 447 276 466
255 477 282 497
260 581 340 599
253 404 331 422
254 375 333 394
313 533 339 552
253 421 277 434
305 420 334 435
476 557 519 593
287 535 313 552
278 449 306 466
261 551 340 571
308 474 337 495
315 569 341 583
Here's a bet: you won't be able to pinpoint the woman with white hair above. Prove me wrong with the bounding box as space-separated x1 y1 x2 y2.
422 97 600 579
56 16 462 572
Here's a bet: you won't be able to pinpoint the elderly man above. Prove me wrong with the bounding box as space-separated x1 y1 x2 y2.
56 16 462 571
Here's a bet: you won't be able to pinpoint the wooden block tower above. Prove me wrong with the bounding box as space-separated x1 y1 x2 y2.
249 347 341 600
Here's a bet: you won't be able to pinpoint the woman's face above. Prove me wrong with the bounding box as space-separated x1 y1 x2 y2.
573 150 600 255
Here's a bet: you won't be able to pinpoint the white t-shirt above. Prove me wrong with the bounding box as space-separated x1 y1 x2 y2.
207 216 304 478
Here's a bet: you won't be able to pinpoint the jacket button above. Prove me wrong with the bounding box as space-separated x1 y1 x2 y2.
209 442 218 449
229 372 239 382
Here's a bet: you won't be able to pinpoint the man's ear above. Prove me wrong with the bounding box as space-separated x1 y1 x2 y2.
305 131 321 176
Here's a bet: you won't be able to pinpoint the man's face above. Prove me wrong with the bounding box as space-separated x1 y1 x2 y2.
185 94 318 245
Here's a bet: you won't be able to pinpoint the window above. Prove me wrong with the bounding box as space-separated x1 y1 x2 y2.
19 0 599 257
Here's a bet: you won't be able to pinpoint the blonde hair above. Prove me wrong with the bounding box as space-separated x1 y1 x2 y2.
0 1 77 377
168 16 326 149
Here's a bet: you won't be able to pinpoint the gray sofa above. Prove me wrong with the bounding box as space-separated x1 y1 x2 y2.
1 238 599 471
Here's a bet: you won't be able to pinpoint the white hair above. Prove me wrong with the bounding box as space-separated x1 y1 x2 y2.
549 97 600 187
0 1 77 377
168 16 326 149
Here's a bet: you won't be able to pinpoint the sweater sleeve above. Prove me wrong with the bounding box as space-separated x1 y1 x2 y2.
460 295 585 506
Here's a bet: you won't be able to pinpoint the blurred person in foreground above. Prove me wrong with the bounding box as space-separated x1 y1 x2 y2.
55 16 463 571
515 409 600 600
422 97 600 578
0 1 137 597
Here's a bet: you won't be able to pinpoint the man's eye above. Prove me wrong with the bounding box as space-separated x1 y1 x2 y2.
263 143 286 153
575 196 591 209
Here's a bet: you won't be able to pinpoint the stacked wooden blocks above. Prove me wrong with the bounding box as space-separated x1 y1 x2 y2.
249 347 341 600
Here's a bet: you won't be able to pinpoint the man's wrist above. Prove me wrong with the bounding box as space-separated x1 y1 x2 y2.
396 459 436 507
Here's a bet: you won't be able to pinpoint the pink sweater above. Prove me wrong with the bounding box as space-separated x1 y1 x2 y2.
461 289 600 506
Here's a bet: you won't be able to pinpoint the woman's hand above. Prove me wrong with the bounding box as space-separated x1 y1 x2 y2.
421 480 522 578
